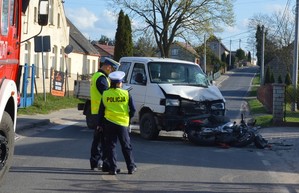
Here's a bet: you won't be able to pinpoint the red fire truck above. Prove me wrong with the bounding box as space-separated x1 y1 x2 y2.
0 0 48 182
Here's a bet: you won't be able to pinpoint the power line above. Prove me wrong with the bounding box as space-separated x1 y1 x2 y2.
221 29 255 40
273 0 291 37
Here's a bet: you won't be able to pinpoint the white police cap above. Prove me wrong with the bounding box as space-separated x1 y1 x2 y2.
104 58 120 70
109 71 125 83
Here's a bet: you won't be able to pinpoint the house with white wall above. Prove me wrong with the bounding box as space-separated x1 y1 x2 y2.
67 18 100 79
20 0 99 94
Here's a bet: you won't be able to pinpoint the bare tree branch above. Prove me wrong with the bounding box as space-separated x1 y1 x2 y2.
112 0 235 57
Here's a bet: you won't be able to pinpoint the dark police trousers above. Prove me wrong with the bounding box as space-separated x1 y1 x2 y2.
90 127 108 169
104 120 136 172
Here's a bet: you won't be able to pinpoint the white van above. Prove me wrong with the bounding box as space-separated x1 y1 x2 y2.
118 57 226 139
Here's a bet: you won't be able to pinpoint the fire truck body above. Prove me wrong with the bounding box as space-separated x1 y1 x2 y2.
0 0 48 183
0 0 22 183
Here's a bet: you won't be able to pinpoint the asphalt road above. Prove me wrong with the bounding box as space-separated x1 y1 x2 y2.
2 120 299 193
1 66 299 193
217 66 259 121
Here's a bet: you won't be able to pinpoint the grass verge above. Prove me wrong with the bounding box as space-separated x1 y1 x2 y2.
247 74 299 127
17 93 82 115
247 75 273 127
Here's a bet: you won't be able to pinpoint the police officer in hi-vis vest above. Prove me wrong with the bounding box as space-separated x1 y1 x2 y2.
89 58 119 171
98 71 137 175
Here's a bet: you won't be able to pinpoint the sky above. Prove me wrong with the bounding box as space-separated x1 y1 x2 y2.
63 0 294 53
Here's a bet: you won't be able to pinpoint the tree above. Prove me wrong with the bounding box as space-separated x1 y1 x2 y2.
134 33 157 56
285 72 292 85
247 51 251 62
114 10 133 61
98 35 113 45
196 44 224 73
226 54 235 70
111 0 234 58
124 14 133 56
278 75 283 83
221 52 227 63
236 48 246 61
248 9 294 69
264 65 275 84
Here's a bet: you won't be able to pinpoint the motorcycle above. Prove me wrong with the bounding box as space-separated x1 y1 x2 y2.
183 114 259 147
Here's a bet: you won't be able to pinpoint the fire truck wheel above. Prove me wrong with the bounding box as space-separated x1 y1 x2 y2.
0 112 14 183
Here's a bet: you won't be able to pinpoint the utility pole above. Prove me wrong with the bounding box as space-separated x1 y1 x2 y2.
260 25 265 85
292 0 299 111
218 39 221 59
239 39 241 49
204 34 207 73
229 39 232 70
252 46 255 65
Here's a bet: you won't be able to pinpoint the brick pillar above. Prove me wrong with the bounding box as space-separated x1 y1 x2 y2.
272 83 285 124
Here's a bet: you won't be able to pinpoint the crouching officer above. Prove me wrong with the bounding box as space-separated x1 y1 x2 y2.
98 71 137 175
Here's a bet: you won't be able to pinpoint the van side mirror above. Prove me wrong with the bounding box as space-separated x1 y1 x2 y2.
38 0 49 26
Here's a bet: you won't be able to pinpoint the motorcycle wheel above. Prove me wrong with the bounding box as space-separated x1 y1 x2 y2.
231 130 255 147
187 130 215 146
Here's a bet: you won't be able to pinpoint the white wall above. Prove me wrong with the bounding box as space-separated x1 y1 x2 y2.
20 0 98 95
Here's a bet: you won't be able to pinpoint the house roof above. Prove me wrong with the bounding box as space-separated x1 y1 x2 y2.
92 42 115 57
66 18 100 56
174 41 199 57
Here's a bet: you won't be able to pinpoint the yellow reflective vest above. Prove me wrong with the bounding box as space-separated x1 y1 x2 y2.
102 88 130 127
90 72 110 114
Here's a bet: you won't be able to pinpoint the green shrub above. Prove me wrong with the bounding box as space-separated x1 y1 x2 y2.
278 75 283 83
285 72 292 85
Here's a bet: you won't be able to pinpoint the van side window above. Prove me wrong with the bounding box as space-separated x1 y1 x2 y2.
130 63 146 85
119 62 131 83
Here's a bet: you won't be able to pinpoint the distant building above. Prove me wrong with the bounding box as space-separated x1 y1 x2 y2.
20 0 70 93
168 41 200 64
20 0 100 93
207 39 229 59
92 42 115 62
67 18 100 76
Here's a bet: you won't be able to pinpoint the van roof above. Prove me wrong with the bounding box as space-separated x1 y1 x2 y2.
119 57 197 65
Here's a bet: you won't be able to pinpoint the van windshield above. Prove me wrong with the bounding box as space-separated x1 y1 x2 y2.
148 62 209 87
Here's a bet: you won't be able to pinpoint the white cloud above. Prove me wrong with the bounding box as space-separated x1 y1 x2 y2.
65 7 118 40
265 4 285 13
67 7 98 29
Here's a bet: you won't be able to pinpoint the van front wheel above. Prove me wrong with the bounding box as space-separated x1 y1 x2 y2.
140 113 159 140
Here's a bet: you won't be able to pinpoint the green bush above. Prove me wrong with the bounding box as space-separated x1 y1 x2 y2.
264 65 271 84
278 75 283 83
285 72 292 85
285 85 299 103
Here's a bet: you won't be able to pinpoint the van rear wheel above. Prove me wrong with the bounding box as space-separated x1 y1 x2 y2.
140 113 159 140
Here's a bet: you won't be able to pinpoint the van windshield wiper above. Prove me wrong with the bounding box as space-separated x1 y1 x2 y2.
172 83 208 88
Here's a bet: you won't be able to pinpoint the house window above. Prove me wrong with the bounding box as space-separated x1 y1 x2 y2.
57 13 60 28
48 0 54 25
34 7 37 23
67 57 71 77
60 47 64 72
171 48 178 56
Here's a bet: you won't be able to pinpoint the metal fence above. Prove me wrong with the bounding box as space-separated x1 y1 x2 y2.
284 86 299 126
